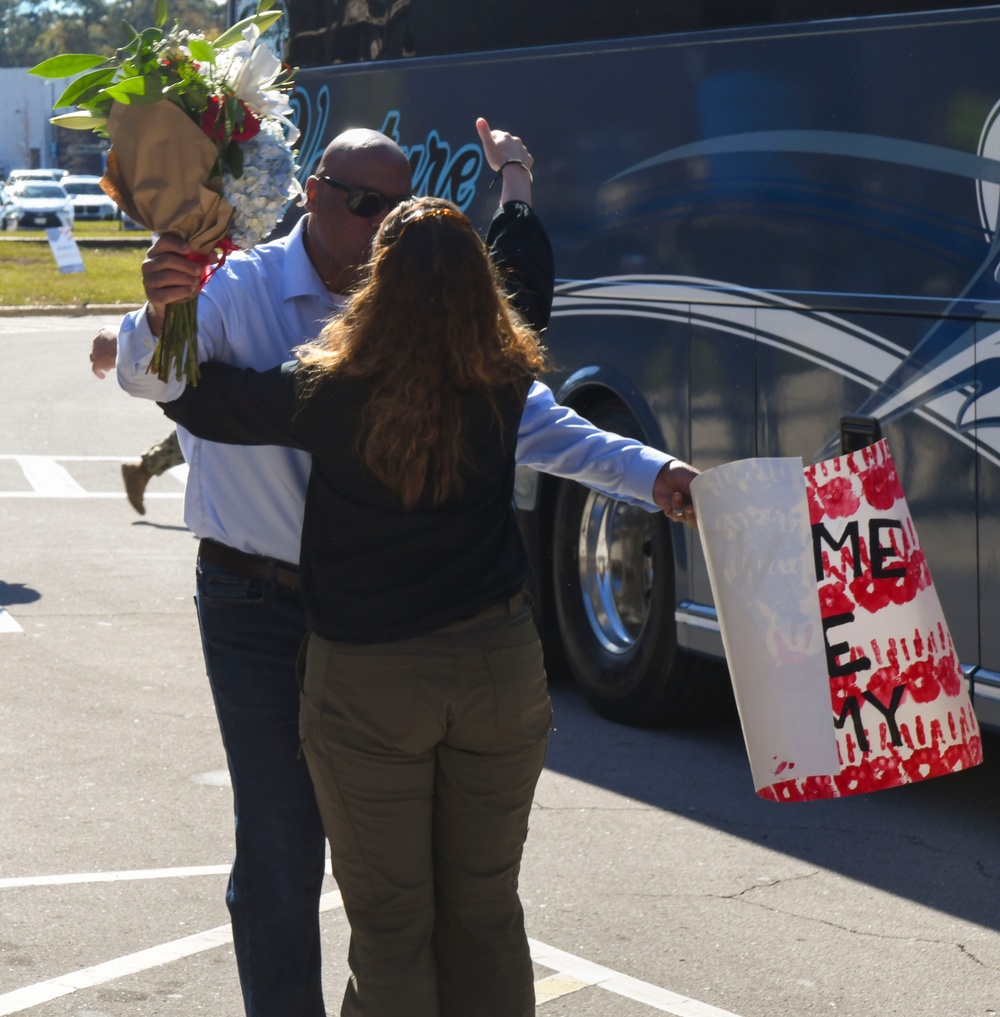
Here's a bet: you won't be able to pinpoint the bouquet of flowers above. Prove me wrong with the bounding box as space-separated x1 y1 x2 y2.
30 0 303 384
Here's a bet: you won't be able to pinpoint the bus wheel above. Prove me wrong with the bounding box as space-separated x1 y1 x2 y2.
550 401 730 726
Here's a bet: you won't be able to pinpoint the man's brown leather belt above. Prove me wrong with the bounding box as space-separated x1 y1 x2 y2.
197 538 301 592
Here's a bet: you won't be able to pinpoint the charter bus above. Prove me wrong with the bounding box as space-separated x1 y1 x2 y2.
241 0 1000 732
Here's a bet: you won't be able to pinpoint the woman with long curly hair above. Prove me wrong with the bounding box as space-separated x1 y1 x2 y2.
163 193 554 1016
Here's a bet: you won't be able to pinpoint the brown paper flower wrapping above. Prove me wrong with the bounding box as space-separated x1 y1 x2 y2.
101 100 234 253
100 100 235 383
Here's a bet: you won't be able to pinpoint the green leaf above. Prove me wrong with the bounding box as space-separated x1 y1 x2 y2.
188 39 217 63
226 140 244 179
257 0 276 11
138 25 165 48
29 54 107 78
214 10 283 48
103 75 162 102
155 0 169 28
162 81 206 114
50 111 109 131
54 68 116 110
129 86 190 107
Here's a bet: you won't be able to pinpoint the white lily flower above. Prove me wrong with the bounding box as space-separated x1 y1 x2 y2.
213 24 300 144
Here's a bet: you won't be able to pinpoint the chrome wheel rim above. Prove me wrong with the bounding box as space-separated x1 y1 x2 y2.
577 489 654 655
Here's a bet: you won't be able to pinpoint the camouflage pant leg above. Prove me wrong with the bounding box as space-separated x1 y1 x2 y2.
140 430 184 477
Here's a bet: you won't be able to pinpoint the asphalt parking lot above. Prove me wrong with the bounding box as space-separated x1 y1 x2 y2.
3 314 1000 1017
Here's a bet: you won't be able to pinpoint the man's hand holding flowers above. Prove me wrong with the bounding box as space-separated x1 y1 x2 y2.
141 235 213 340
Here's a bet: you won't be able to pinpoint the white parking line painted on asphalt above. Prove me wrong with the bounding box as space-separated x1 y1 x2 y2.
0 491 184 499
14 456 86 497
0 455 148 462
0 865 232 889
0 923 235 1016
0 455 184 500
0 863 744 1017
0 860 334 890
0 607 23 634
529 939 744 1017
0 891 345 1016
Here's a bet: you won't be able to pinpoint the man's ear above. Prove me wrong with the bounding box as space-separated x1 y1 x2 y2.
304 176 320 212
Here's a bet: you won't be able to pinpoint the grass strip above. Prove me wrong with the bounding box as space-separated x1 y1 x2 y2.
0 226 149 307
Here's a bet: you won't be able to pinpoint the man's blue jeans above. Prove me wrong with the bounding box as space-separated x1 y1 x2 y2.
195 557 327 1017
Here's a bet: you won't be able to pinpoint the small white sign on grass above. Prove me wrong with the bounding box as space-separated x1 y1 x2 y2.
45 226 85 274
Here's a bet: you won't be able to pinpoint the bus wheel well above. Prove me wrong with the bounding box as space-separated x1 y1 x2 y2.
543 394 732 727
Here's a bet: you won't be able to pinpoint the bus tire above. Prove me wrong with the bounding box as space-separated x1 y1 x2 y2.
550 399 731 727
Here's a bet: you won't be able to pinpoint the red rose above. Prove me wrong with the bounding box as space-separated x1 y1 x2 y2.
200 95 261 143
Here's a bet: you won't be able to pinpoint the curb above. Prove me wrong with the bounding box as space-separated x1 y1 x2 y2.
0 236 151 247
0 304 142 318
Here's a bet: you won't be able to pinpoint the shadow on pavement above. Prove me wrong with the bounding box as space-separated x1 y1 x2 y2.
131 520 196 534
544 679 1000 932
0 580 41 606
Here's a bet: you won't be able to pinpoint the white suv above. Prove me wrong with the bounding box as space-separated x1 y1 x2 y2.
61 175 119 221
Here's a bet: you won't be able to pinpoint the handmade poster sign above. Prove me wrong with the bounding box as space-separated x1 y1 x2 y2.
690 439 982 801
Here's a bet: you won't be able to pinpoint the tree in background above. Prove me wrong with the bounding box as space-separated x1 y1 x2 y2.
1 0 227 172
0 0 226 69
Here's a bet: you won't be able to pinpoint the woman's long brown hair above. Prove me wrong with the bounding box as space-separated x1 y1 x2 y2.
297 197 548 509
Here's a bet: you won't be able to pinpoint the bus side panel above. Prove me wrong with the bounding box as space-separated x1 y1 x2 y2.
756 310 980 662
975 317 1000 726
293 7 1000 722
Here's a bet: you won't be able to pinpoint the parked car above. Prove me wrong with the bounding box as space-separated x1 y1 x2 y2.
0 180 74 230
5 168 68 185
61 174 119 221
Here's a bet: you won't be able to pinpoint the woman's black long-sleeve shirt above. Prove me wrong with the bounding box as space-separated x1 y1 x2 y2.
164 363 530 644
161 201 552 644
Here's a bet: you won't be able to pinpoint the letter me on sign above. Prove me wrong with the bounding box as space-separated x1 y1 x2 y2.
690 439 982 801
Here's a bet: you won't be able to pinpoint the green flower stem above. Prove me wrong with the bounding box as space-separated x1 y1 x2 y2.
150 297 201 385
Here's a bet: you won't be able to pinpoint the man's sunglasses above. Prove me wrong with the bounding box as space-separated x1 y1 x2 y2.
317 175 411 219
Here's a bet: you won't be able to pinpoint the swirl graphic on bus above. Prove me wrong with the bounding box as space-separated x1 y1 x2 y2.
580 109 1000 466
